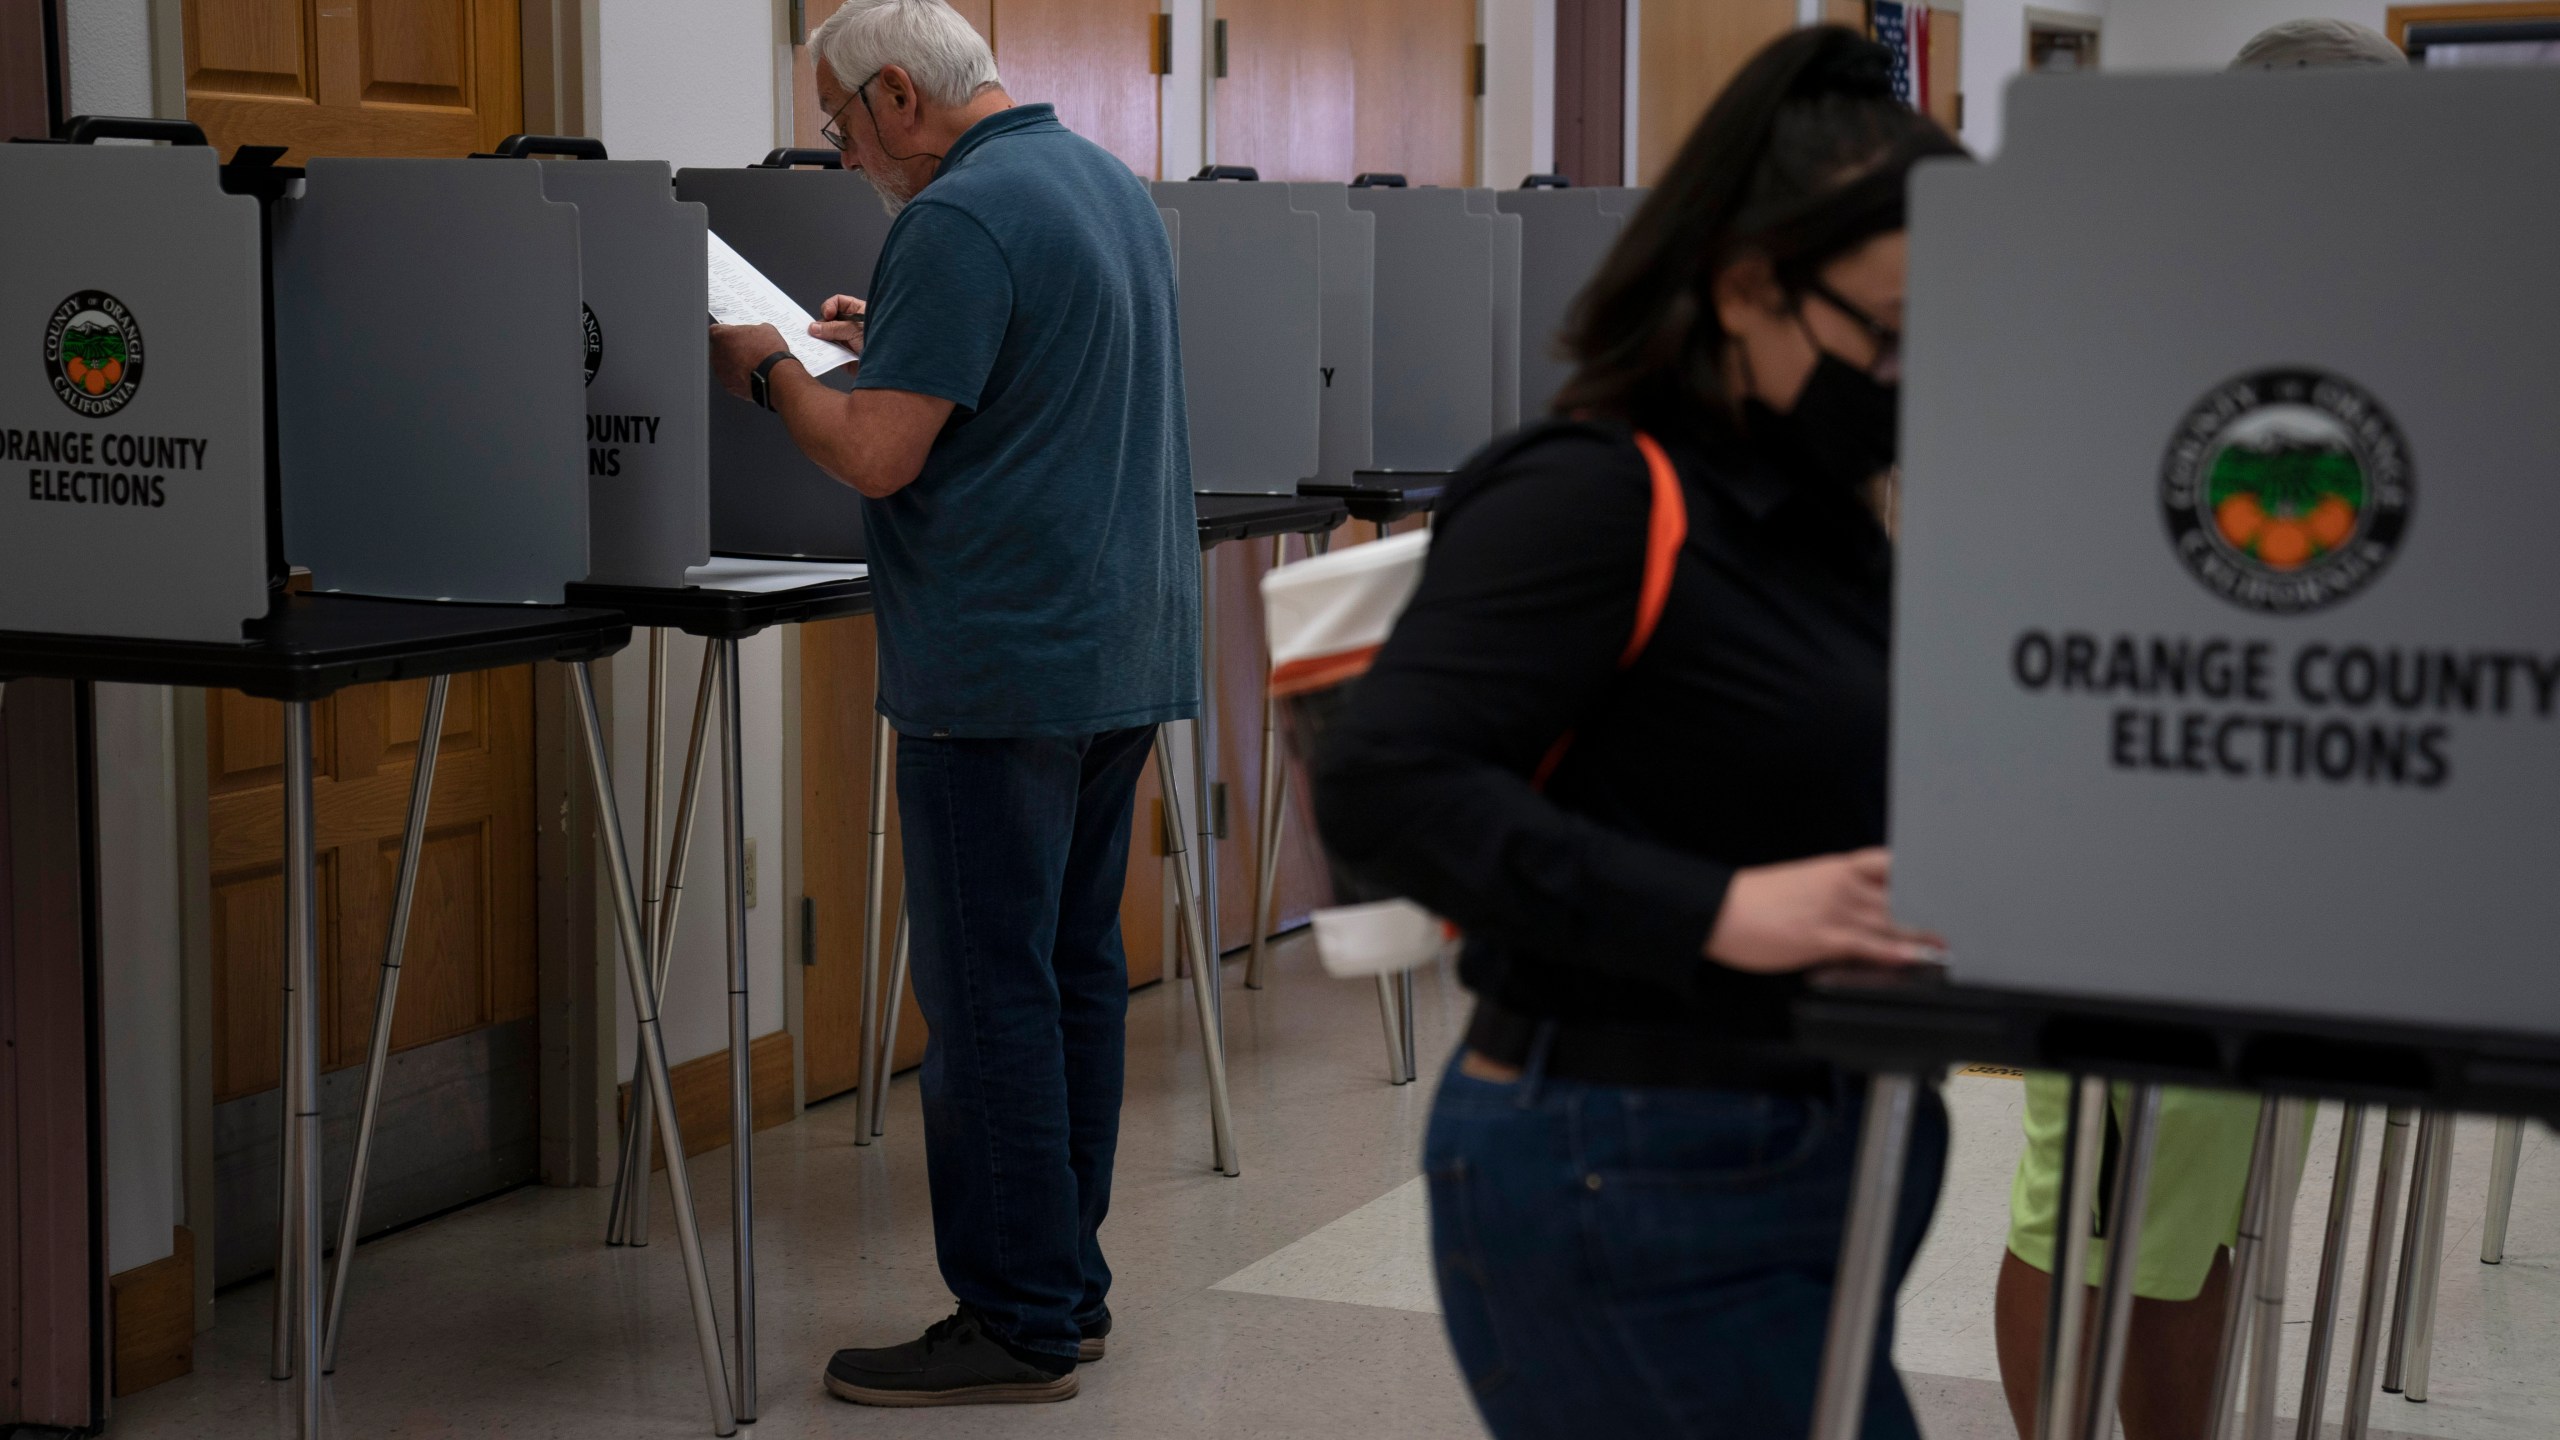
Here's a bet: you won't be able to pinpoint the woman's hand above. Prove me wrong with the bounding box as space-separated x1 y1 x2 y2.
1705 848 1942 974
809 294 866 351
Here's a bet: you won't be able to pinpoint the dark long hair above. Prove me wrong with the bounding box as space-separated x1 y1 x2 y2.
1552 26 1965 428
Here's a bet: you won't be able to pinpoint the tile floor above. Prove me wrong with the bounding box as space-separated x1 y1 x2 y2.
116 937 2552 1439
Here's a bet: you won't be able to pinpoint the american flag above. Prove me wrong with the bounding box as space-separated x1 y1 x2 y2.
1873 1 1929 112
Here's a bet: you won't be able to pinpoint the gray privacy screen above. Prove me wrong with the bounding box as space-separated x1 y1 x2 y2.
1891 70 2560 1041
1151 181 1322 495
1497 188 1627 420
274 159 588 604
0 143 270 642
539 160 710 588
675 166 892 561
1464 190 1524 435
1284 186 1377 490
1345 188 1498 473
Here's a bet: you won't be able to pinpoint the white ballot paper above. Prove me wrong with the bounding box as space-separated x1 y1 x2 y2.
707 230 858 379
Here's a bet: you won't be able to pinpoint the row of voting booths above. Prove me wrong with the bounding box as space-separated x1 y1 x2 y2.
0 124 879 1438
5 123 1649 1435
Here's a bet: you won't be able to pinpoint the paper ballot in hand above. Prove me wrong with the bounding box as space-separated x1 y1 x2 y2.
707 230 859 380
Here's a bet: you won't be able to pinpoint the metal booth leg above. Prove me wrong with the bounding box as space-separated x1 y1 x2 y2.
2402 1110 2457 1403
716 639 759 1420
1157 725 1240 1176
2242 1098 2311 1440
1376 975 1409 1084
2033 1077 2107 1440
607 632 668 1242
277 702 325 1435
873 905 911 1132
1396 966 1421 1084
2342 1107 2413 1440
856 680 892 1148
2081 1085 2165 1440
572 662 739 1436
2384 1111 2447 1395
321 676 450 1371
1194 556 1224 990
2482 1117 2524 1264
610 641 722 1247
2207 1099 2281 1440
1808 1072 1921 1440
2297 1104 2368 1440
1246 533 1287 990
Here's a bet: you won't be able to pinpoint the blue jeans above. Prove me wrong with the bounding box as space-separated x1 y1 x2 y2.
894 725 1155 1364
1425 1047 1948 1440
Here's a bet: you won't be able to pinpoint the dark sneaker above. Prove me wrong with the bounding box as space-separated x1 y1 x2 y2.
823 1310 1077 1407
1077 1309 1112 1363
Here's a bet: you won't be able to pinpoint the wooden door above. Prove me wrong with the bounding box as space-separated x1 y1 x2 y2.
795 0 1159 178
1927 11 1962 133
1638 0 1795 183
1214 0 1476 186
206 671 539 1280
181 0 522 162
1554 0 1627 187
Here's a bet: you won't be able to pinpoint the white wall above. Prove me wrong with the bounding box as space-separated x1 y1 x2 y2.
1163 0 1207 180
2104 0 2389 70
609 630 790 1076
1960 0 2110 155
1481 0 1558 189
66 0 155 117
94 684 184 1275
595 0 781 168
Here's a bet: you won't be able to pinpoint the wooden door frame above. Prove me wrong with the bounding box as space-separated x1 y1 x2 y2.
2387 1 2560 47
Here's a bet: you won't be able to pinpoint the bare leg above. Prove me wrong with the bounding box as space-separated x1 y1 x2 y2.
1996 1247 2234 1440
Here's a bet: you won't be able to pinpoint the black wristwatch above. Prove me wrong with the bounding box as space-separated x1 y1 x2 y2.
748 350 795 411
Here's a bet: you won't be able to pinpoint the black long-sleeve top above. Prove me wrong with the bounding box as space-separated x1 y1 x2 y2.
1312 415 1893 1043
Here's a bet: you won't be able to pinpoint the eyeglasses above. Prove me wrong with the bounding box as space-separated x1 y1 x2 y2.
1801 277 1902 377
820 71 882 152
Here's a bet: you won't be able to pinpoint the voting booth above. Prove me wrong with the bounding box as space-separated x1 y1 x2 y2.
1 135 270 642
1497 183 1629 418
1152 176 1322 495
1344 184 1518 476
533 149 712 587
1802 70 2560 1440
676 153 892 560
1283 184 1378 491
274 158 590 603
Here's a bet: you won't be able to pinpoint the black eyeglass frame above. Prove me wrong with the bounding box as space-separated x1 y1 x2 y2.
819 70 885 152
1798 276 1903 375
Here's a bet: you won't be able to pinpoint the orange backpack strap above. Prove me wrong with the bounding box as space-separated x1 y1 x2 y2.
1621 431 1689 667
1531 429 1687 790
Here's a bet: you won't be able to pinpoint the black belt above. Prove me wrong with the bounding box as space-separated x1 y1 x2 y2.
1465 1000 1837 1097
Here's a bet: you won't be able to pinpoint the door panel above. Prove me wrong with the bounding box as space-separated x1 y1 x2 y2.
799 615 904 1103
992 0 1161 177
1354 0 1475 186
1638 0 1794 183
183 0 519 162
1213 0 1356 181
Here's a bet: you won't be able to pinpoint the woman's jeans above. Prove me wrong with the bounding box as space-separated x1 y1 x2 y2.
1425 1048 1949 1440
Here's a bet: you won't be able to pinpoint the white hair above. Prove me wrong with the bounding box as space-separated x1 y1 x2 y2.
810 0 1003 106
2231 19 2407 70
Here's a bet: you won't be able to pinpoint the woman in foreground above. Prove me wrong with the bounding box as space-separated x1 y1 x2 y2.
1314 26 1965 1440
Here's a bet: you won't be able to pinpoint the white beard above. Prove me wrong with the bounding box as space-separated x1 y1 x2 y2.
865 169 914 219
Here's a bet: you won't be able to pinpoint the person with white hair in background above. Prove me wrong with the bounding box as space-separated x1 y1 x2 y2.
1991 28 2405 1440
707 0 1197 1409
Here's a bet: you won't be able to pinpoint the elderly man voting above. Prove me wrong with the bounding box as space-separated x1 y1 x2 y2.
707 0 1199 1409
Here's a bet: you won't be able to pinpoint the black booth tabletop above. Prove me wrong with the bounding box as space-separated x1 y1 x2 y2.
563 573 874 640
1794 966 2560 1124
1195 494 1351 549
0 592 631 703
1300 473 1448 525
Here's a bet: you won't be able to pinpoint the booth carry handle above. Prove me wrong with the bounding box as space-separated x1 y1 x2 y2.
1350 172 1408 188
757 148 844 169
492 134 610 160
64 115 208 147
1520 173 1571 189
1190 164 1261 182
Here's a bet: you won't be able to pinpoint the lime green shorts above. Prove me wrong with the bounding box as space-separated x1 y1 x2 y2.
2004 1075 2267 1303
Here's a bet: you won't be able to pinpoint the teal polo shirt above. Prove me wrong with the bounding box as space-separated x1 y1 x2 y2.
851 104 1202 738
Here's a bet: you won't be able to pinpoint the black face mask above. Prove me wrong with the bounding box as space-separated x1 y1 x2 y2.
1747 350 1899 494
